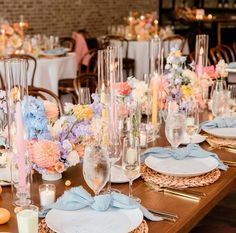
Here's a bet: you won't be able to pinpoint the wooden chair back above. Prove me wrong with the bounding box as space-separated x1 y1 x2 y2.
73 73 98 100
210 44 235 65
163 35 185 55
78 48 98 74
6 54 37 86
59 37 76 52
28 86 63 116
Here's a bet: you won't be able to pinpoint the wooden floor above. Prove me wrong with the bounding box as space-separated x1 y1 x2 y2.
191 186 236 232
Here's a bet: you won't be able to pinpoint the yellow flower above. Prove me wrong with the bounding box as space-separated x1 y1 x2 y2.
175 50 182 57
73 105 93 120
181 85 192 97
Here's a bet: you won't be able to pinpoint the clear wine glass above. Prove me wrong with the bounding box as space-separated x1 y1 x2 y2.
83 145 110 195
78 87 91 105
165 110 186 149
228 84 236 116
122 136 140 201
185 107 199 143
211 80 229 117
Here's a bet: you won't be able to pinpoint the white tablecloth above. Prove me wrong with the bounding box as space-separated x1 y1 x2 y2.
33 53 77 95
111 40 189 80
0 53 77 95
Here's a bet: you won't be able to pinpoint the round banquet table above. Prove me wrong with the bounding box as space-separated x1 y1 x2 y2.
1 111 236 233
111 39 189 80
0 53 77 95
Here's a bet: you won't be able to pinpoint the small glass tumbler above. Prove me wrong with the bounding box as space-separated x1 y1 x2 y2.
39 184 56 207
16 205 38 233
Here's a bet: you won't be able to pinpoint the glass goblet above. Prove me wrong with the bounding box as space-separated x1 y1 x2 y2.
83 144 110 195
165 111 186 149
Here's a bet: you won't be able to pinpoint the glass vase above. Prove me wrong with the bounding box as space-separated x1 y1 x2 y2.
4 57 31 206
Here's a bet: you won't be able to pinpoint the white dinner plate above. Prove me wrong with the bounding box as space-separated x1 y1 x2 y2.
145 156 219 177
203 128 236 139
111 165 140 183
181 133 206 145
46 207 143 233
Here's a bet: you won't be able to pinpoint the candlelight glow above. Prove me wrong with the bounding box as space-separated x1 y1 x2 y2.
200 47 204 55
154 19 158 25
140 15 145 20
208 14 213 20
128 16 133 22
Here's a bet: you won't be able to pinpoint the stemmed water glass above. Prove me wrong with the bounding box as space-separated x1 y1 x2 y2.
165 109 186 149
211 80 229 117
185 107 199 143
122 136 140 201
83 144 110 195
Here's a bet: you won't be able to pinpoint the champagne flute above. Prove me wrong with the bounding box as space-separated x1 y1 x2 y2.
228 84 236 116
83 145 110 195
78 87 91 105
122 136 140 201
165 111 186 149
185 107 199 143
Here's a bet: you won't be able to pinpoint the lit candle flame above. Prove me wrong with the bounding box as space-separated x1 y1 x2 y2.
200 47 204 55
154 20 158 25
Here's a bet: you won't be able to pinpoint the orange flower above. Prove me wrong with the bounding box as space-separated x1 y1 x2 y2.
29 140 60 168
46 166 55 174
54 161 65 173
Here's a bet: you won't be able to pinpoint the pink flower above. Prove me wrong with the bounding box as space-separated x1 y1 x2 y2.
29 140 60 168
204 66 219 79
43 101 59 120
115 82 131 95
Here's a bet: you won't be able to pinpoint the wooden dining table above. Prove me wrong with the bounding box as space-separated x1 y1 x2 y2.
1 111 236 233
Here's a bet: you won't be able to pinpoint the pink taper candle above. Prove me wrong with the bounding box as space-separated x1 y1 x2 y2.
15 101 27 192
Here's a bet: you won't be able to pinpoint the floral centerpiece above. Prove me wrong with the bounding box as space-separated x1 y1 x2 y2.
127 11 158 40
163 47 228 110
0 21 28 55
24 94 102 176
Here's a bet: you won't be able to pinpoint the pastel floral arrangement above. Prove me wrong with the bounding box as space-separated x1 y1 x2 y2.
127 11 158 41
5 93 100 175
0 22 25 54
163 47 227 109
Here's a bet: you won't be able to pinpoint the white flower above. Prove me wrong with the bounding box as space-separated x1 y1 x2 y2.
183 69 197 83
48 116 67 139
67 150 80 166
216 59 228 78
131 80 148 104
64 103 74 114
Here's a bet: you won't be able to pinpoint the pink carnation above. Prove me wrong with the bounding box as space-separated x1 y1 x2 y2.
115 82 131 95
204 66 219 79
44 101 59 120
29 140 60 168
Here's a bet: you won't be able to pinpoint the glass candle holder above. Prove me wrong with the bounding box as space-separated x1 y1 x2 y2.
39 184 56 207
16 205 38 233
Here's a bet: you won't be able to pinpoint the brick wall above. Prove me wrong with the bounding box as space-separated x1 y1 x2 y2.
0 0 158 37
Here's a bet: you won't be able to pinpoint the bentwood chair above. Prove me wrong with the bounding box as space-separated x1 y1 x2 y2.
7 54 37 86
58 49 98 103
73 73 98 102
28 86 63 116
163 35 185 55
210 44 235 65
59 37 76 52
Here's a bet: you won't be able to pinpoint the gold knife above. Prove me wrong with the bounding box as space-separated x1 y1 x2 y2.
222 160 236 167
145 182 204 200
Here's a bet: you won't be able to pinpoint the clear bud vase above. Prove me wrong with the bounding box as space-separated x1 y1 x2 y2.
4 57 31 206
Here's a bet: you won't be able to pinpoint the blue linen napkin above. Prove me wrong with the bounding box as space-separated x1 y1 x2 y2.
228 62 236 69
39 186 161 221
141 143 228 171
44 47 66 55
201 117 236 130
